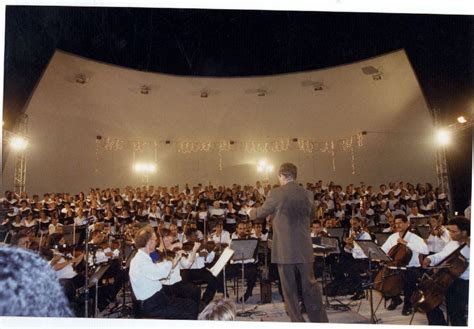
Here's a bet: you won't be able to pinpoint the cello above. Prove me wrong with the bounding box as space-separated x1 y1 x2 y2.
411 243 468 313
373 229 412 297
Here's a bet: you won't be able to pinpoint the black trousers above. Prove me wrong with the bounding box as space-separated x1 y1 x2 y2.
278 263 328 322
162 280 201 311
181 268 217 305
223 262 258 297
403 267 423 307
141 289 197 320
427 278 469 326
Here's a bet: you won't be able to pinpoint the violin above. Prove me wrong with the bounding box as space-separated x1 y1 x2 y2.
374 228 412 297
344 227 363 248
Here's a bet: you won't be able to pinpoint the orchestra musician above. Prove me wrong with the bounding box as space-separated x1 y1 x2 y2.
310 220 328 238
423 216 470 326
129 225 197 319
381 214 429 316
425 215 450 254
224 221 259 302
159 229 202 314
339 217 372 300
180 228 218 306
210 221 231 246
49 234 85 312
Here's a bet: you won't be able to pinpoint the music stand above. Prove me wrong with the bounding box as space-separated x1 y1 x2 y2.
354 240 391 324
313 236 349 311
229 238 258 316
374 232 392 247
409 216 429 226
416 225 432 240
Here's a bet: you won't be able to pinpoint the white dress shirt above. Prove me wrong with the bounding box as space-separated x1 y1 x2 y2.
344 229 372 259
210 230 231 245
381 231 429 267
426 228 451 253
427 241 469 280
129 249 172 300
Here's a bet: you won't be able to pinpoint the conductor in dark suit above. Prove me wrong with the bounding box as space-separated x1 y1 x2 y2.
248 163 328 322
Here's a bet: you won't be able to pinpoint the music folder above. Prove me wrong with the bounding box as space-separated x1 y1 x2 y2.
209 247 235 277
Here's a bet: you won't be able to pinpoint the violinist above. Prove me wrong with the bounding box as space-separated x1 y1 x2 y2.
129 225 198 319
340 217 372 300
425 215 450 254
180 228 218 306
381 214 428 316
49 234 85 307
423 216 470 326
310 220 328 238
159 229 202 313
210 221 231 246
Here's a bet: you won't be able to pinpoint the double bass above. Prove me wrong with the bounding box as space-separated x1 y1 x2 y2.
411 243 468 313
374 229 412 297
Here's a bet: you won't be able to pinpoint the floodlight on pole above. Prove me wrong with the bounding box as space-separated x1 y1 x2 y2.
435 129 451 146
9 136 28 151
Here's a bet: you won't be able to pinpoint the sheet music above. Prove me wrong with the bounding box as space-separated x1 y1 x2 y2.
209 247 235 277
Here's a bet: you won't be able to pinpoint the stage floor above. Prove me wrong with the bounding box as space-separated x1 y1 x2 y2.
101 281 430 324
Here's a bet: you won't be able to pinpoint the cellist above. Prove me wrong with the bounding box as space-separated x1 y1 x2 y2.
381 214 429 316
423 216 470 326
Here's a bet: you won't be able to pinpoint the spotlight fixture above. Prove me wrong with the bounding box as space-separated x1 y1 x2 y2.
257 160 273 174
457 116 467 124
435 129 451 146
229 141 235 145
9 136 28 151
292 138 298 142
140 85 150 95
96 135 102 140
165 140 171 145
361 66 383 81
200 90 209 98
75 73 88 84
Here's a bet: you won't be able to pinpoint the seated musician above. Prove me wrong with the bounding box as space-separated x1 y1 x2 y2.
381 214 429 316
425 215 450 254
251 222 268 241
310 220 328 238
226 221 259 302
49 234 85 310
210 221 231 246
382 214 396 233
159 229 202 313
423 216 470 326
180 228 218 306
129 225 197 319
339 217 372 300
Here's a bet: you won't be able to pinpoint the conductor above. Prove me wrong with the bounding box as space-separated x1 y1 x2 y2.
248 163 328 322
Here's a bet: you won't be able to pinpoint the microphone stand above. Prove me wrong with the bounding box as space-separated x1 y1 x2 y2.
84 221 90 318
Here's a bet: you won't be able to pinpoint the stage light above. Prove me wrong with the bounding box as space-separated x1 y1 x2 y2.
435 129 451 146
10 136 28 151
133 162 157 173
257 159 273 174
457 116 467 124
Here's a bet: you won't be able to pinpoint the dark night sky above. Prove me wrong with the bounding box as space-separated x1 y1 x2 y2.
2 6 473 211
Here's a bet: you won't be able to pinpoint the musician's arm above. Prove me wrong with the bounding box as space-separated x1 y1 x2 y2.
407 236 429 255
426 242 455 267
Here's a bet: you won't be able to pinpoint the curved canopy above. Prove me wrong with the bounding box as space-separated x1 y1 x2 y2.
3 49 437 194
